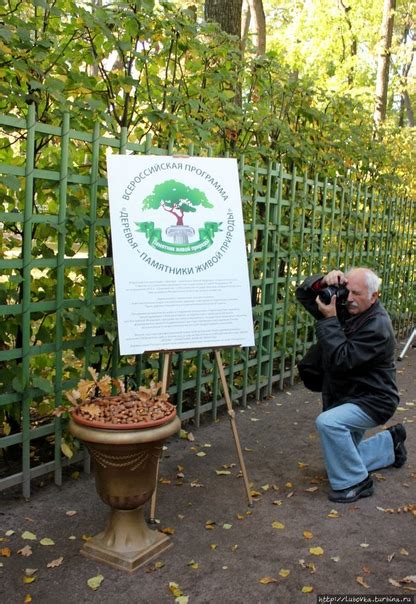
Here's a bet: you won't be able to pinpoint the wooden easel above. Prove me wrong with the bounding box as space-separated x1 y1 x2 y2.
149 348 253 522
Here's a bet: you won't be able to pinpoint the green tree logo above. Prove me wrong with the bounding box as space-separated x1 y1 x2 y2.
142 180 214 225
136 179 222 255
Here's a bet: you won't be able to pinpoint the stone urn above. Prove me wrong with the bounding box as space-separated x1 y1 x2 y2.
68 387 180 572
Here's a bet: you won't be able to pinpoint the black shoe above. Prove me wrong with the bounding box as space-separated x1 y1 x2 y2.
328 475 374 503
388 423 407 468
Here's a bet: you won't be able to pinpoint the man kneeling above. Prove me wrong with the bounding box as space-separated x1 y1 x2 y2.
296 268 407 503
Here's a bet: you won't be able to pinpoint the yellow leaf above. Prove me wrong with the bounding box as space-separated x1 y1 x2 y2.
60 441 74 459
205 520 216 530
309 546 324 556
222 523 232 530
82 534 92 541
161 527 175 535
87 574 104 590
279 569 290 577
40 538 55 546
259 576 278 584
21 532 37 541
215 470 231 476
261 484 270 491
303 531 313 539
250 490 262 498
0 547 11 557
356 576 369 588
23 576 36 584
175 597 189 604
5 530 14 536
301 586 314 593
24 595 32 603
327 509 340 518
272 521 285 530
187 560 199 569
196 452 206 457
169 582 183 597
210 544 217 550
3 421 11 436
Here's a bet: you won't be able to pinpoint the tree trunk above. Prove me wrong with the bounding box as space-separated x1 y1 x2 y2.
248 0 266 54
373 0 396 124
204 0 242 38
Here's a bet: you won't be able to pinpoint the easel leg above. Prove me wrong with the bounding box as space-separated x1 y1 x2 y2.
215 350 253 507
149 352 172 524
398 328 416 361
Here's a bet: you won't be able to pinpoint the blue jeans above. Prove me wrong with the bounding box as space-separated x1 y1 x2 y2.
315 403 395 490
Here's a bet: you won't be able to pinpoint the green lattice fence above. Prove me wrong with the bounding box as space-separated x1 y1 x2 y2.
1 105 415 497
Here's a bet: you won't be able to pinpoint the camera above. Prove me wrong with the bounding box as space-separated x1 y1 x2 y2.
318 285 349 305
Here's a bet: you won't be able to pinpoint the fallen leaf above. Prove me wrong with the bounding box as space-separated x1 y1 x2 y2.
40 538 55 546
222 524 232 530
279 569 290 577
21 532 37 541
205 520 216 530
187 560 199 569
5 530 15 536
389 578 402 587
215 470 231 476
272 500 283 506
356 576 369 588
18 546 33 557
161 527 175 535
210 544 217 550
0 547 11 557
301 586 314 593
272 521 285 530
82 534 92 541
400 548 409 556
305 487 318 493
327 509 340 518
87 574 104 590
401 576 416 584
175 597 189 604
360 543 370 548
309 547 324 556
259 576 278 584
47 557 63 568
387 553 395 562
23 576 36 584
231 544 238 552
303 531 313 540
65 511 77 517
196 452 206 457
261 484 270 491
331 556 340 563
24 595 32 603
169 582 183 597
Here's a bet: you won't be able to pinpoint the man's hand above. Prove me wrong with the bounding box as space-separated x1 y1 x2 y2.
322 269 347 287
316 293 337 318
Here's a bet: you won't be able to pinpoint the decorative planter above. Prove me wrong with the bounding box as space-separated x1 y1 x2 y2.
69 412 180 572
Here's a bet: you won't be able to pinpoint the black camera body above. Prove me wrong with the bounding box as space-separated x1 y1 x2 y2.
318 285 349 305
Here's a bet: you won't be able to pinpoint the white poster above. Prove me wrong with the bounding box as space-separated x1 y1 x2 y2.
107 155 255 355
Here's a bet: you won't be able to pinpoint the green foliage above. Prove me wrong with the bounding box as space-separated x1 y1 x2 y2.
0 0 414 471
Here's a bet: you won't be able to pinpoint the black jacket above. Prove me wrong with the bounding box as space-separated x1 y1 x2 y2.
296 275 399 424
